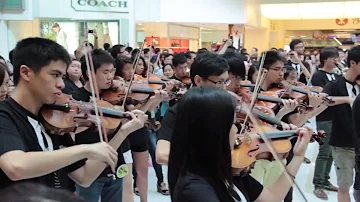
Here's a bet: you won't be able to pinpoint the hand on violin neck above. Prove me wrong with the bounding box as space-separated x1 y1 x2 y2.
280 122 297 131
308 92 325 109
119 110 148 134
293 127 313 158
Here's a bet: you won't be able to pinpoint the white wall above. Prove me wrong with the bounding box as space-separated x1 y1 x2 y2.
160 0 246 24
135 0 247 24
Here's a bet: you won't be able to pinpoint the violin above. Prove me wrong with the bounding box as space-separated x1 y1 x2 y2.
228 92 325 169
231 124 325 169
268 81 333 106
40 94 131 134
236 85 310 114
133 74 164 90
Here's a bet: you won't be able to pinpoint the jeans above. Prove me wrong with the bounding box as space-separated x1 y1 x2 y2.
133 129 164 186
76 176 123 202
313 121 333 189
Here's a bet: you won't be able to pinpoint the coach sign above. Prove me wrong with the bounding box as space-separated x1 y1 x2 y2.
72 0 129 13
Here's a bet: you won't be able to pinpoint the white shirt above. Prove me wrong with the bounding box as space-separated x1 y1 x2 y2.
345 81 359 107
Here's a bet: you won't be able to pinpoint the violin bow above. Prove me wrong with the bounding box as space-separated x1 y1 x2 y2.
239 52 267 135
83 37 108 143
119 40 146 108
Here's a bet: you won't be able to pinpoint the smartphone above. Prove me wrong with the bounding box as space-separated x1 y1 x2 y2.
88 30 94 33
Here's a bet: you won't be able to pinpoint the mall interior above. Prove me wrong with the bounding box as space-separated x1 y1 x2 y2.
1 0 360 202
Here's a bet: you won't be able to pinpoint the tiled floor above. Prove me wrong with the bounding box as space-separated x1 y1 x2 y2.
140 142 348 202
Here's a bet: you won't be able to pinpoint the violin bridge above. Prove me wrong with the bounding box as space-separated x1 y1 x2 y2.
244 133 252 145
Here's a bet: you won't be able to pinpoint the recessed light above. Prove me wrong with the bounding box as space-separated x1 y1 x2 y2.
138 23 142 26
141 28 144 30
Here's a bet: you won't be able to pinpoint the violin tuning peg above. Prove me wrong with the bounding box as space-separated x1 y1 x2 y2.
234 137 242 148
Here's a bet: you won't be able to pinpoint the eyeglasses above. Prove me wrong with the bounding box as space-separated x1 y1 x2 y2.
269 68 286 73
206 78 231 87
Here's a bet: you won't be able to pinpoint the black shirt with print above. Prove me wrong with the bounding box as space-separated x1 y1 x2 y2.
68 87 128 177
311 70 339 121
323 77 355 148
0 98 85 190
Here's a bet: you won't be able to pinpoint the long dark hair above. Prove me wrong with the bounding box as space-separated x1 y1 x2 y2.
0 62 8 85
168 86 237 202
131 55 148 77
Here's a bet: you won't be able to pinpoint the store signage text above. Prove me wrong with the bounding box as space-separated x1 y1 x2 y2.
353 18 360 25
72 0 128 13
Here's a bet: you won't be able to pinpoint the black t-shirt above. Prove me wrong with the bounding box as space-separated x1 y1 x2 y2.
68 87 128 177
62 77 85 94
157 103 177 142
172 172 263 202
311 70 339 121
324 77 355 148
0 98 85 190
351 95 360 172
287 60 310 84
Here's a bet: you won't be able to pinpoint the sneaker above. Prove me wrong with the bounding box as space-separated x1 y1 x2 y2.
324 183 338 192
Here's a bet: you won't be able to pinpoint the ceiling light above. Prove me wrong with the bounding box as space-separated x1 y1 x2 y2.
141 28 144 30
300 36 307 38
200 27 204 30
138 23 142 26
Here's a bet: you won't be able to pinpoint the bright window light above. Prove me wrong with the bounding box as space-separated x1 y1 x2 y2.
261 1 360 19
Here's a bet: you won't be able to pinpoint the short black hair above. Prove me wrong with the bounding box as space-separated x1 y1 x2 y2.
289 39 303 50
125 46 133 53
284 65 296 79
222 50 246 79
190 52 229 85
320 47 338 67
0 55 4 62
347 45 360 68
143 48 150 55
80 49 115 81
154 48 161 54
260 51 287 70
336 47 344 53
172 53 187 68
103 43 111 51
0 182 86 202
110 44 124 58
185 51 196 59
115 55 133 77
197 48 208 54
13 37 71 85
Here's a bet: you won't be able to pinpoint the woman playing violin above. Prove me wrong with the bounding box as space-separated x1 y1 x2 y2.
169 86 313 202
113 55 169 202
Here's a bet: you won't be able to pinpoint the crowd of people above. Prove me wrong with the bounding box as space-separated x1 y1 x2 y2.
0 35 359 202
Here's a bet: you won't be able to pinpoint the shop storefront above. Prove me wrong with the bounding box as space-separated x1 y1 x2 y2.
1 0 135 56
136 23 201 53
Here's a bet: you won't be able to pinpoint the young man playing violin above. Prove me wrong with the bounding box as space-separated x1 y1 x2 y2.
0 38 142 191
68 49 151 202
